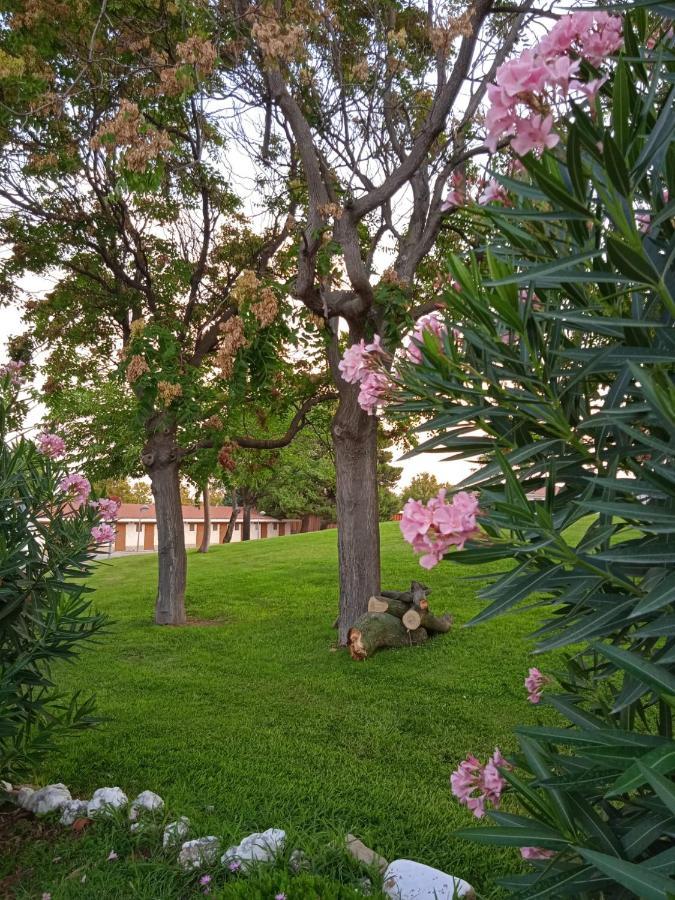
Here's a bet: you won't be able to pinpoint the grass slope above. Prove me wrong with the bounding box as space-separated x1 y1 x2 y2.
9 523 559 899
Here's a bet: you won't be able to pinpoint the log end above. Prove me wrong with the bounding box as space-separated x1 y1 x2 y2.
347 627 367 661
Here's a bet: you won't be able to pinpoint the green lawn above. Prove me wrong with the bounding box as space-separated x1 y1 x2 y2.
8 523 560 899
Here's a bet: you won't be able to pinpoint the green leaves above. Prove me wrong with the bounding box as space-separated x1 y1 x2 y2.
392 12 675 897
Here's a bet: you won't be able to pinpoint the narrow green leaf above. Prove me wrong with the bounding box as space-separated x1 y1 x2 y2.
576 847 675 900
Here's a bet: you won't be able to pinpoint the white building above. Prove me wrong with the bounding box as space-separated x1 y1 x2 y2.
112 503 301 552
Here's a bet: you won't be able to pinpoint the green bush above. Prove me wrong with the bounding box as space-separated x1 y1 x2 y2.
395 8 675 899
0 383 108 781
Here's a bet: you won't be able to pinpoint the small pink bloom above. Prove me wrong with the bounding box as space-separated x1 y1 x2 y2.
401 490 480 569
570 76 607 106
199 875 212 885
478 178 508 206
91 523 115 544
525 667 551 704
0 359 25 386
451 748 512 819
338 340 369 384
107 850 118 861
406 312 448 363
521 846 555 861
36 433 66 459
495 51 548 99
545 55 580 94
357 370 392 415
58 473 91 508
228 860 241 873
91 497 121 520
275 895 287 900
511 114 559 157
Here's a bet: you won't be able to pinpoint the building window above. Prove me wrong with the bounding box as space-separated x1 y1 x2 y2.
189 523 195 532
135 523 142 532
212 523 218 531
235 523 240 530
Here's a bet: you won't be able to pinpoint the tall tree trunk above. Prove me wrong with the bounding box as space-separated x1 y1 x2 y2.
224 490 239 543
332 380 381 645
198 483 210 553
242 504 251 541
142 432 187 625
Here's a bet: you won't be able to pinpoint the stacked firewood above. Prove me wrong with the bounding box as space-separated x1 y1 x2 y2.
347 581 453 661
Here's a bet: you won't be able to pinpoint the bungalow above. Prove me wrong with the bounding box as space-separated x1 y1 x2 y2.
112 503 302 552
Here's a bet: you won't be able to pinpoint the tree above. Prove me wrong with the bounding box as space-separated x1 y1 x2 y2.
224 0 536 641
0 2 324 623
396 8 675 893
93 478 152 505
401 472 449 504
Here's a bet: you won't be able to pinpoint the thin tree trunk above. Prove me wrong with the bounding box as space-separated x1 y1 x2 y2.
223 490 239 543
142 433 187 625
242 504 251 541
332 381 381 645
198 483 210 553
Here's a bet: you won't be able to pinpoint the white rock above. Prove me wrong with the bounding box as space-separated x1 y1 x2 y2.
27 784 72 816
59 799 89 826
163 817 190 848
1 780 12 794
129 790 164 821
382 860 475 900
87 787 128 817
178 836 221 869
16 787 35 810
221 828 286 871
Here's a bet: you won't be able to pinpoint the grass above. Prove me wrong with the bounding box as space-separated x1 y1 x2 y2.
5 523 562 899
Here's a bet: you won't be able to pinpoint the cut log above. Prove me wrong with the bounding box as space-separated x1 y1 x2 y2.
402 608 453 634
347 612 429 660
368 595 410 618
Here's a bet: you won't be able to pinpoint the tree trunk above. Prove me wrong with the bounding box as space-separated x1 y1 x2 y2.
348 613 428 661
142 433 187 625
242 504 251 541
198 484 210 553
224 491 239 543
332 381 381 645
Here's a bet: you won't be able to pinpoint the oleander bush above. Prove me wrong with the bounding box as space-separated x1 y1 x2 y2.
395 7 675 898
0 383 109 780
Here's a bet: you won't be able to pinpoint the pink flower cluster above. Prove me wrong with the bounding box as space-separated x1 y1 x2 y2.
442 173 509 210
440 170 465 210
36 432 66 459
524 667 551 704
91 497 121 520
0 359 25 386
338 335 393 415
58 473 91 509
400 489 480 569
486 11 622 155
451 748 512 819
405 312 448 363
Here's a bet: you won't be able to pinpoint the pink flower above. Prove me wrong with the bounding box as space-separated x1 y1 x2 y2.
275 895 287 900
36 433 66 459
338 340 370 384
91 497 121 520
451 748 512 819
401 490 480 569
521 846 555 861
107 850 118 861
199 875 212 885
578 12 623 66
0 360 25 386
478 178 508 206
441 170 466 210
357 370 392 416
545 55 580 95
524 667 551 704
58 473 91 508
228 860 241 873
406 312 448 362
570 76 607 106
495 51 548 99
91 523 115 544
511 114 559 157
